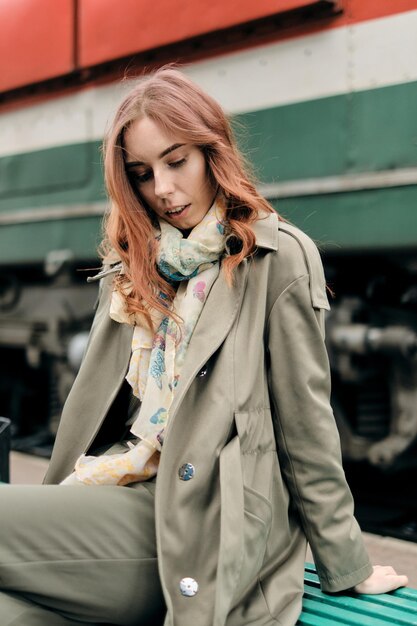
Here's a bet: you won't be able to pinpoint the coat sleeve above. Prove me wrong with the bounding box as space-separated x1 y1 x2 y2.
266 251 373 592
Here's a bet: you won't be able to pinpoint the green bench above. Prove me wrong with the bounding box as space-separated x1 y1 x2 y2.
299 563 417 625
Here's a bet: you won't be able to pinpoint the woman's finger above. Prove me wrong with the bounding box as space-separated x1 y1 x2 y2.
354 567 409 594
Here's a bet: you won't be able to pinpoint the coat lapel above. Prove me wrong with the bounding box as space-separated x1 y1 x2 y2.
166 257 250 428
166 211 278 430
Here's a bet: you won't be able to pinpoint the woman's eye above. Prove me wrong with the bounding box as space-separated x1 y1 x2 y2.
169 158 186 169
132 170 153 184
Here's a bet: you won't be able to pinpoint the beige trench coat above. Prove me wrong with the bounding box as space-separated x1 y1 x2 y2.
45 213 373 626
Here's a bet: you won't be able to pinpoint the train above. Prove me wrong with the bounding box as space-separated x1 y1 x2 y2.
1 0 417 475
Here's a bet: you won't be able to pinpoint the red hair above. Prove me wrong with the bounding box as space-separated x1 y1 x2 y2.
102 66 277 327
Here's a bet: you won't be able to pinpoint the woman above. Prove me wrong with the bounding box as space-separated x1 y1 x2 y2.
1 67 407 626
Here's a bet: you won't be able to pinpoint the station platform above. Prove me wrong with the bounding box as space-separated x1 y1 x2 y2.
10 451 417 588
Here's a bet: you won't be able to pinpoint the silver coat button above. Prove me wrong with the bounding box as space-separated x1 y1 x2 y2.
179 463 195 481
180 577 198 597
197 365 208 377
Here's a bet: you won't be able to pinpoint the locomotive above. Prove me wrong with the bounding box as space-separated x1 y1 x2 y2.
1 0 417 475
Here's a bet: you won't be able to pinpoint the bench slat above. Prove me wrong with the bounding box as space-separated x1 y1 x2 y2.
302 597 392 626
303 590 416 625
298 610 346 626
299 564 417 626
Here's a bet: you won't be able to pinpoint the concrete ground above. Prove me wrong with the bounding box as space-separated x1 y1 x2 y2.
9 452 417 588
10 451 49 484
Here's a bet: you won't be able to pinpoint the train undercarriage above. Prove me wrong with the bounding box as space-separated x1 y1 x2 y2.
0 254 97 455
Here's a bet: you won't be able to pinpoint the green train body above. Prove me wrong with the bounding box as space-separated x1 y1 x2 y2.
0 0 416 464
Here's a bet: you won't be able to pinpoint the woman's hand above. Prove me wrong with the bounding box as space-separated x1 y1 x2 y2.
354 565 409 594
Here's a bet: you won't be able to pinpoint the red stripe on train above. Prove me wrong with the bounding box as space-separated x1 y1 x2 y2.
0 0 416 104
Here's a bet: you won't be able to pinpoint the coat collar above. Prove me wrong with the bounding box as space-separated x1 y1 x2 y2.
252 210 279 251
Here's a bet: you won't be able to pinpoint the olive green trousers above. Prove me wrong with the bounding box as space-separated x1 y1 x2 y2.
0 482 165 625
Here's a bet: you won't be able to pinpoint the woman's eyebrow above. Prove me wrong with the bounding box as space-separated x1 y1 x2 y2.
125 143 185 168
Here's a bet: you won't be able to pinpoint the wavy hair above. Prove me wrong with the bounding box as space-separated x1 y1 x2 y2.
102 66 277 327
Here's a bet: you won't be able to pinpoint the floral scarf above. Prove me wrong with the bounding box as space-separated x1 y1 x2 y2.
62 202 226 485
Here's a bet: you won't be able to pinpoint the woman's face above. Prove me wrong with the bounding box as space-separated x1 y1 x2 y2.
124 116 217 231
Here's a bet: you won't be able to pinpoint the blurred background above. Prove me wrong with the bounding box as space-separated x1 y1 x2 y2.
0 0 417 543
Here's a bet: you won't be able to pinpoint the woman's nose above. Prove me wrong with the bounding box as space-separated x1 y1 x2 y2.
154 170 174 198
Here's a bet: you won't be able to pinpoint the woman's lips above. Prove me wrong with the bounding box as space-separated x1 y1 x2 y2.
165 204 191 219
